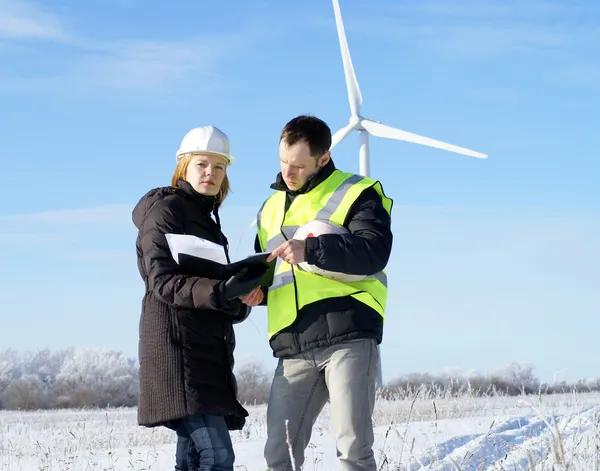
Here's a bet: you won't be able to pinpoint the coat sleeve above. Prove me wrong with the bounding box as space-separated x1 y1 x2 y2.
140 196 223 310
304 186 393 275
254 233 272 306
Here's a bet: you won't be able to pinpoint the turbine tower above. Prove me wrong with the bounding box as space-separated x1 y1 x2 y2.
329 0 487 387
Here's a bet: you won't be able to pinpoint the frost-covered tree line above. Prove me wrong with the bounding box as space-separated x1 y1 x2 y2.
0 348 273 410
380 363 600 399
0 348 598 411
0 348 139 410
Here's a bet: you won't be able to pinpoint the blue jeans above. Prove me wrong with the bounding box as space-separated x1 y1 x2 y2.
174 414 234 471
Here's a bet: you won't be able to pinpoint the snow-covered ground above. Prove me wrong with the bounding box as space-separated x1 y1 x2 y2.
1 391 599 470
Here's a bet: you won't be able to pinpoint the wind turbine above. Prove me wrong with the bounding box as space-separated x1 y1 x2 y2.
329 0 488 178
328 0 487 387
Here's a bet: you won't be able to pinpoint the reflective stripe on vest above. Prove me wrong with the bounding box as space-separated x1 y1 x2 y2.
257 170 392 339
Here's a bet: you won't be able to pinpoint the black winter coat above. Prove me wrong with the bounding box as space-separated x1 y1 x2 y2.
132 179 249 430
255 160 393 357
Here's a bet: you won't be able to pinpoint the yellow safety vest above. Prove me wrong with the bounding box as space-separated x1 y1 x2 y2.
257 170 393 339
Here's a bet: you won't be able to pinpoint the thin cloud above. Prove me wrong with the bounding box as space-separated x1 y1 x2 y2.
396 0 568 21
0 233 70 244
0 0 65 40
74 36 238 90
0 204 134 255
0 203 262 261
322 0 600 92
0 202 260 229
0 0 254 91
0 204 133 226
64 248 135 262
339 0 599 62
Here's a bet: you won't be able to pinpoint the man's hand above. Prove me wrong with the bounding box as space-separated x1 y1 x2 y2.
240 286 264 307
267 239 306 265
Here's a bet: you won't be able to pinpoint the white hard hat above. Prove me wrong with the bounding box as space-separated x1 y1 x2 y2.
176 125 235 165
294 220 365 282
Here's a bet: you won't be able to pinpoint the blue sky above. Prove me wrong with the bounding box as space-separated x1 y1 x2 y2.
0 0 598 384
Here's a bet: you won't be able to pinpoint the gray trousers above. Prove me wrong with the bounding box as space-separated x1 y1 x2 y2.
264 338 378 471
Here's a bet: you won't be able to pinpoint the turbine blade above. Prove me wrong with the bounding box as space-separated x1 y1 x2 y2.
331 123 355 149
361 120 488 159
332 0 362 116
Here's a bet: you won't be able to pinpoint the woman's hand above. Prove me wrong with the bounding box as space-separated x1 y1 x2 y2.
240 286 264 306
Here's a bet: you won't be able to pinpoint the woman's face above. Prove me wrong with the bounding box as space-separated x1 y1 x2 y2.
185 153 228 196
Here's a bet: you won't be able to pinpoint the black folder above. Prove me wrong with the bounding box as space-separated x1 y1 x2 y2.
178 252 273 284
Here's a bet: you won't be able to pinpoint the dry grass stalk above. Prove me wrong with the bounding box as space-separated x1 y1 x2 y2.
285 419 297 471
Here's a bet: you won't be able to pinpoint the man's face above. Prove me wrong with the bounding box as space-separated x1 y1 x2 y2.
279 140 329 191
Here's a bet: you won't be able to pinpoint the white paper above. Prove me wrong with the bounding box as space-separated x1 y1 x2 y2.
165 233 228 265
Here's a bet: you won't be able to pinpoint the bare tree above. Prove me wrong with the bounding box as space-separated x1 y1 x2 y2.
235 359 271 405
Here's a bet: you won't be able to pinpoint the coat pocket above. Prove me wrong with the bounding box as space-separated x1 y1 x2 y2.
170 309 183 345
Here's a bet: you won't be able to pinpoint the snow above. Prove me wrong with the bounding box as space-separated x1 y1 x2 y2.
1 392 599 470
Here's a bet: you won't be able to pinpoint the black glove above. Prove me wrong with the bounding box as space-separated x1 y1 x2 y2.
218 267 266 303
220 298 252 324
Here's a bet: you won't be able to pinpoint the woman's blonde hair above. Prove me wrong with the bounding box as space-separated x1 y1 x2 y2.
171 153 230 204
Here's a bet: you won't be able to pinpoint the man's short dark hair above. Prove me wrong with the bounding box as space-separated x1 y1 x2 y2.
280 115 332 158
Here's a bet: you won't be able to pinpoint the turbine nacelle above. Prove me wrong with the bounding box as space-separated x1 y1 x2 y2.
349 115 362 129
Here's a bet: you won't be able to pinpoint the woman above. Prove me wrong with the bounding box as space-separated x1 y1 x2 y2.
132 125 264 471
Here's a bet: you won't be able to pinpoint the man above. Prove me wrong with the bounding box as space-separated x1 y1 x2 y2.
242 115 393 471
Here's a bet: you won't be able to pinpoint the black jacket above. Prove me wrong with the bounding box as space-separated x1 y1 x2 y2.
132 179 249 430
255 160 393 357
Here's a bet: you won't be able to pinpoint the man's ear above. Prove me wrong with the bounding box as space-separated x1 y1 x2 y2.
318 151 331 168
